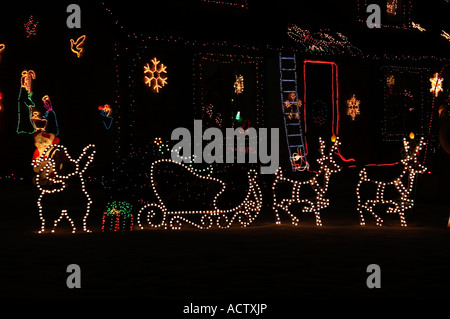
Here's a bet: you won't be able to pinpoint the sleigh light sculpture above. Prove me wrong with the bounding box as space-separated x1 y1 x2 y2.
272 137 342 226
137 159 263 230
356 137 427 227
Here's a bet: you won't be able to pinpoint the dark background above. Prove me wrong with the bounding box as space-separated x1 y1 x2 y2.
0 0 449 304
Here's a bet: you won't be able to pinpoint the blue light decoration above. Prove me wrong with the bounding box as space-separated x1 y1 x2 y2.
98 104 113 129
41 95 59 136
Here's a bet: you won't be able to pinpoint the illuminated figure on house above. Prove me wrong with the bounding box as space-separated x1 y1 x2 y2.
17 70 37 134
41 95 59 136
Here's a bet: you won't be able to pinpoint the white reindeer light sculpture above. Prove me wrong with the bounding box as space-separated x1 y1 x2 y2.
356 137 426 227
32 144 96 233
272 137 342 226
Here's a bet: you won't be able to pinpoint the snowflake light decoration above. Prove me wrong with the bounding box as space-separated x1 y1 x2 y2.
144 57 168 93
346 94 361 121
430 73 444 97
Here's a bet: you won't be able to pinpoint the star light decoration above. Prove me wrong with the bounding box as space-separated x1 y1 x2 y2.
346 94 361 121
430 73 444 97
144 57 168 93
24 15 38 38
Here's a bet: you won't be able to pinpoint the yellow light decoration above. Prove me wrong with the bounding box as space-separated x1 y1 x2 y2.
32 144 96 233
386 75 395 88
346 94 360 121
144 57 168 93
409 132 415 140
331 134 336 143
0 43 4 54
70 35 86 58
272 137 342 226
412 22 426 32
430 73 444 97
30 111 47 131
20 70 36 94
356 137 427 227
442 30 450 42
234 75 244 94
137 159 262 230
387 0 398 15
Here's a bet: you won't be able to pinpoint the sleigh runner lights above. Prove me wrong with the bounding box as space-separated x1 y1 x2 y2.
137 159 263 230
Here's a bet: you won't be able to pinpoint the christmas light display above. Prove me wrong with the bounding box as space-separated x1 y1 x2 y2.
411 22 426 32
430 73 444 97
98 104 113 129
234 75 244 94
387 0 398 15
303 60 340 148
357 0 413 30
201 0 248 9
32 144 96 233
20 70 35 94
386 74 395 93
442 30 450 42
346 94 360 121
70 35 86 58
17 70 37 134
287 25 362 55
194 52 264 126
31 111 47 131
137 159 262 230
382 66 431 142
24 15 38 38
356 137 426 227
41 95 59 136
202 104 223 128
0 43 4 54
102 201 133 232
272 137 342 226
144 57 168 93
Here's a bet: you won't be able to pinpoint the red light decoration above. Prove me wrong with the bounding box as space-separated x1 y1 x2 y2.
303 60 340 156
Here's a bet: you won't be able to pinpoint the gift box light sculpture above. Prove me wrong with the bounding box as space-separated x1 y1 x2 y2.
102 201 133 232
272 137 342 226
32 144 96 233
137 159 262 230
356 137 426 227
